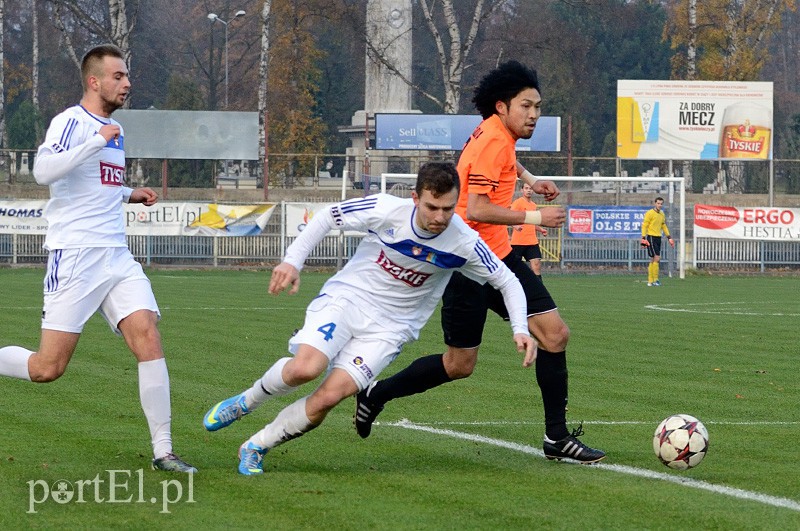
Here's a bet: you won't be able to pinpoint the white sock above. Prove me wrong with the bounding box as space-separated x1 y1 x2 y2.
138 358 172 459
0 346 33 381
249 396 316 450
244 357 296 410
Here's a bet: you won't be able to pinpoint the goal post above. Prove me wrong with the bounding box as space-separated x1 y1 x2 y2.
543 175 686 279
380 172 686 278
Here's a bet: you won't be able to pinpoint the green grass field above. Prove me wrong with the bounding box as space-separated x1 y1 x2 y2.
1 267 799 529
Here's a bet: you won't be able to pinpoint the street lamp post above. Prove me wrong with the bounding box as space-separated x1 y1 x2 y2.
208 9 246 109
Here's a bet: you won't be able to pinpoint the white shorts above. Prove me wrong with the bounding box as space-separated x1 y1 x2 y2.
42 247 159 334
288 294 405 391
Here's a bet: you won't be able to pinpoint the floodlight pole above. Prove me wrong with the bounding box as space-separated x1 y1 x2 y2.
208 10 246 109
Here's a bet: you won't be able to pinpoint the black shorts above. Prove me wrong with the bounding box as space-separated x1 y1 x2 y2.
645 235 662 258
441 250 557 348
512 244 542 261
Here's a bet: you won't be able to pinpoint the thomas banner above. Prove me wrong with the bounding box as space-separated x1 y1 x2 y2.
567 206 649 238
694 204 800 241
0 200 48 234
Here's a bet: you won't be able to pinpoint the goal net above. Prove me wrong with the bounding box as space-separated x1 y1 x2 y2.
380 172 686 278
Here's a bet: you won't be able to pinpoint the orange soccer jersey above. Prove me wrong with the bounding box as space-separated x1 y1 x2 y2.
456 114 518 260
509 197 539 246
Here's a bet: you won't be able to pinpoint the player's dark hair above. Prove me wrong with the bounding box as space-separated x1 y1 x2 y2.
81 44 125 91
472 61 540 119
655 197 664 202
416 161 460 197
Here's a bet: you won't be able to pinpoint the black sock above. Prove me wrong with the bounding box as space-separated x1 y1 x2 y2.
367 354 452 405
535 349 570 440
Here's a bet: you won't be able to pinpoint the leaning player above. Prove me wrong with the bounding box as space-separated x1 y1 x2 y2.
0 44 195 472
641 196 675 286
202 162 536 475
355 61 605 463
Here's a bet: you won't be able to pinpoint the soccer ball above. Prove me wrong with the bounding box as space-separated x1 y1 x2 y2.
653 414 709 470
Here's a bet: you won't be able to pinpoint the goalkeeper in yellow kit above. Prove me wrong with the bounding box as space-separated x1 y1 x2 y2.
641 197 674 286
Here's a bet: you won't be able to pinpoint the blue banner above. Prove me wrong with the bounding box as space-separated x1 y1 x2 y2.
375 114 560 152
567 205 649 238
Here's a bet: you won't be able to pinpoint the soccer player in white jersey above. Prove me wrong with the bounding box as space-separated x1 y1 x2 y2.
203 162 537 475
0 44 195 473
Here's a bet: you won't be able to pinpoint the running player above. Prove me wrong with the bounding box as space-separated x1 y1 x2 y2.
202 162 536 475
355 61 605 463
0 44 195 473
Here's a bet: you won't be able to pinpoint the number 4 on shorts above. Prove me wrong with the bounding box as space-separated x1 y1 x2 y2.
317 322 336 341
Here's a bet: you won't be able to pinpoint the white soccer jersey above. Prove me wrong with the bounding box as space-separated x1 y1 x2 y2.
34 105 132 250
283 194 528 341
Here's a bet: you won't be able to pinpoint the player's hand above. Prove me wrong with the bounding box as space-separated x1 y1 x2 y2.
641 237 650 248
532 180 560 202
98 124 122 145
668 237 675 248
539 206 566 228
130 187 158 206
537 227 548 236
269 262 300 295
514 333 538 367
513 224 523 232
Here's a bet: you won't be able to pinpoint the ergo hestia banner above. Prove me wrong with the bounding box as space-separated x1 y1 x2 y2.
694 204 800 241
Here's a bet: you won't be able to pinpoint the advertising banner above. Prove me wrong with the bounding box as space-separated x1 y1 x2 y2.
694 204 800 241
0 201 276 236
617 80 773 160
285 203 364 237
567 206 650 238
0 200 48 234
375 113 560 152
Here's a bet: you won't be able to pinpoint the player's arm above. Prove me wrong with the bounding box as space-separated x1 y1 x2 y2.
34 120 118 185
270 206 338 295
663 221 675 247
640 211 652 245
128 187 158 206
467 193 565 228
516 161 559 201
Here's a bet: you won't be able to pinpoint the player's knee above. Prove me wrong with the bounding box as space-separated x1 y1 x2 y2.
443 349 477 379
309 387 345 414
29 362 67 383
538 322 570 352
284 360 324 385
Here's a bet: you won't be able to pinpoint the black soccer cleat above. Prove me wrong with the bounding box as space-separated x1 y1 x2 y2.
543 423 606 464
354 382 384 439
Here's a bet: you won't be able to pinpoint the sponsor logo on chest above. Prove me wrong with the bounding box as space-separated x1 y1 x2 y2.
100 161 125 186
376 249 431 287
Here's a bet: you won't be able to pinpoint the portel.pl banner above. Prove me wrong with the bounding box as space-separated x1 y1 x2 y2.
694 205 800 241
617 80 773 160
0 201 276 236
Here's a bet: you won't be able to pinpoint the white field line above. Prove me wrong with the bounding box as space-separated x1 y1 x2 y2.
394 420 800 426
386 419 800 513
0 306 294 311
646 301 800 317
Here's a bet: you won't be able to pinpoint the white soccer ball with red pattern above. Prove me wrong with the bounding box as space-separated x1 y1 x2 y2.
653 414 709 470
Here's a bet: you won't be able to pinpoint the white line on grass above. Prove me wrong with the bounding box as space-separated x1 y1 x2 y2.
646 301 800 317
387 419 800 513
397 420 800 426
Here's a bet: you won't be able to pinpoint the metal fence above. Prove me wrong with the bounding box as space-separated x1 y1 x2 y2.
4 230 798 273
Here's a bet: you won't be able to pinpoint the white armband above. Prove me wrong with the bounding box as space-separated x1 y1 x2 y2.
520 170 538 186
524 210 542 225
